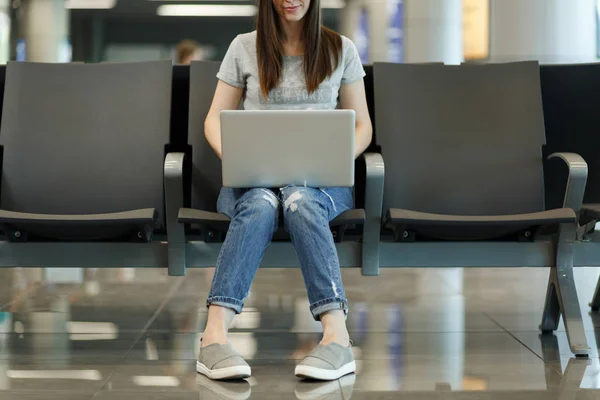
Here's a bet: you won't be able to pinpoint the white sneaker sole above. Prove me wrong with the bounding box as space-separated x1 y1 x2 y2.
197 361 251 381
295 361 356 381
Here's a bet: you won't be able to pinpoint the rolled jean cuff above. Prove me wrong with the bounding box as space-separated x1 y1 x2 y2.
310 297 348 321
206 296 244 314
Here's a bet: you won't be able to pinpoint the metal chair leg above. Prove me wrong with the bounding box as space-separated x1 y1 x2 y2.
540 223 590 357
541 276 561 333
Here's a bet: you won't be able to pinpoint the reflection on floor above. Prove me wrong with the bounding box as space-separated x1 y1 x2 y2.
1 266 600 399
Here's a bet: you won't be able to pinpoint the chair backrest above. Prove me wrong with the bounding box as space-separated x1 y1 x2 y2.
363 63 442 155
170 65 191 150
374 61 547 216
188 61 222 212
540 63 600 209
0 61 172 226
363 65 378 153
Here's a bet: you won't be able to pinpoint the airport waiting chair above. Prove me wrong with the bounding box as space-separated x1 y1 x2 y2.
164 61 384 276
538 63 600 311
373 61 589 356
0 61 174 267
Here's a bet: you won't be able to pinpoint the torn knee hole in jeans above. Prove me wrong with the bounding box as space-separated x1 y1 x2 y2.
260 189 279 208
284 191 304 213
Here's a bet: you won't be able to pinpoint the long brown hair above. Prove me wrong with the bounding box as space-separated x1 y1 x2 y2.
257 0 343 98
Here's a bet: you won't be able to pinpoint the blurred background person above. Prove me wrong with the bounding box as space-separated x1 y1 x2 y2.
174 39 203 65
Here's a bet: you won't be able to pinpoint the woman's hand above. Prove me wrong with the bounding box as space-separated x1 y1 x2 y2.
205 81 245 159
339 79 373 159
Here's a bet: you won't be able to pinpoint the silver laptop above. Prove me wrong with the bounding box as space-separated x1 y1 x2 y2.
221 110 355 188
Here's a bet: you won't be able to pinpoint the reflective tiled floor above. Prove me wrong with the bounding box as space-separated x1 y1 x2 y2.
1 267 600 399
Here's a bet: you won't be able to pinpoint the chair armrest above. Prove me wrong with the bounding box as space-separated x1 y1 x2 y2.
549 152 588 217
164 152 186 276
359 152 385 276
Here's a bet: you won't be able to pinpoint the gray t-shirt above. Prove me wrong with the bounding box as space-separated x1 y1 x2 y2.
217 31 366 110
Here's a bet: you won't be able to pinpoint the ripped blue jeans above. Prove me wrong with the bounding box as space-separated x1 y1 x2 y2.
207 185 353 321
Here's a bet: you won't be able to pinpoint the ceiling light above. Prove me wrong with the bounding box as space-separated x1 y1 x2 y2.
65 0 116 9
157 4 257 17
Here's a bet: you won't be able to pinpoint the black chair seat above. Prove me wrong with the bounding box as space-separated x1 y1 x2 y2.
385 208 575 240
386 208 575 227
0 208 158 241
0 208 157 225
178 208 365 231
330 209 366 228
581 204 600 220
178 208 230 232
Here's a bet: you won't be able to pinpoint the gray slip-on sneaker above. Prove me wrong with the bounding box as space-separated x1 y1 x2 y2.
197 343 251 380
295 342 355 381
